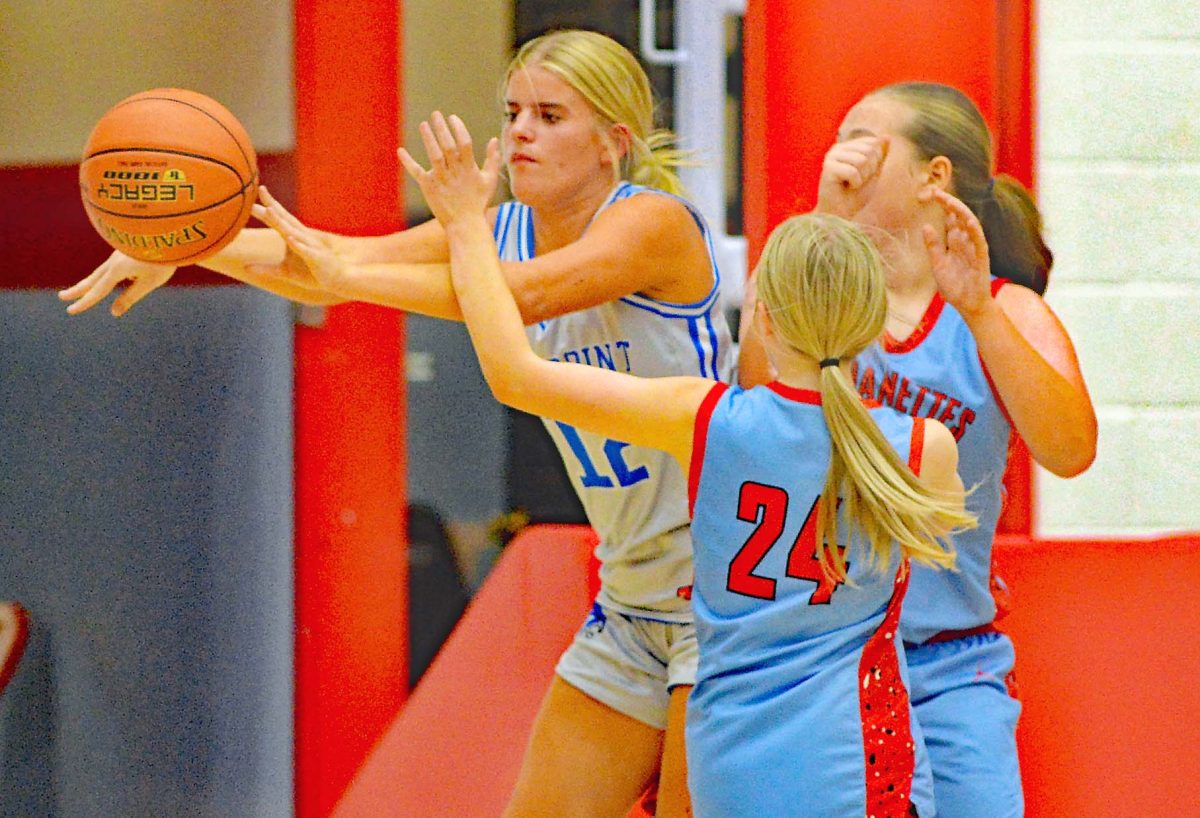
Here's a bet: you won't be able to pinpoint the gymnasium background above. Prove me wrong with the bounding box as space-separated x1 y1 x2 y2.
1 1 1197 817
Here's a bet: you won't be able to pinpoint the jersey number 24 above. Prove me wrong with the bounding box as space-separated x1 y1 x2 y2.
727 482 846 604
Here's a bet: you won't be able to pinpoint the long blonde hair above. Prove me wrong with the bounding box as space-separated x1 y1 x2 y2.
505 29 688 195
873 82 1052 294
755 214 973 579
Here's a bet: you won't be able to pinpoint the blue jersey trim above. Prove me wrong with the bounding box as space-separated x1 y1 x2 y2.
609 183 724 317
493 202 516 244
521 207 535 259
495 182 724 318
687 317 709 379
704 311 721 380
618 293 720 319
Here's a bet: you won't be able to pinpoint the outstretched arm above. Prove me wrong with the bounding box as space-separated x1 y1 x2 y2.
57 228 344 316
923 189 1097 477
59 188 453 317
400 113 714 465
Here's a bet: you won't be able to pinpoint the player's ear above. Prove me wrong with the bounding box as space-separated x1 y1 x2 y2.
925 155 953 192
755 300 774 340
607 123 632 163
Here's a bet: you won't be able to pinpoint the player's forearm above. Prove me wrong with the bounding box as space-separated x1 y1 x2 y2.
327 261 464 320
444 216 541 404
966 303 1097 477
323 220 450 265
325 232 407 264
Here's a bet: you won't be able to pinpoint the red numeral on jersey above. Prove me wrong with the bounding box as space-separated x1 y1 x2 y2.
784 497 847 605
728 483 787 599
727 483 847 604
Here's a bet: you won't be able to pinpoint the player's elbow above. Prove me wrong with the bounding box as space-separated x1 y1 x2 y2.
1048 443 1096 479
481 355 543 413
1040 429 1097 479
478 361 523 409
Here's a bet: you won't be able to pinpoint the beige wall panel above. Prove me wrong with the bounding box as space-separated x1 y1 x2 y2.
402 1 514 216
1 1 294 165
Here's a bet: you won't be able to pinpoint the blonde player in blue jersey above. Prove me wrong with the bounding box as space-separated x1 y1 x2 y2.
268 108 979 817
61 30 730 818
743 83 1098 818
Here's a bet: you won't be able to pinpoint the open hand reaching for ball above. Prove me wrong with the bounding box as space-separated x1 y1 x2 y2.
398 112 501 228
250 187 348 292
58 252 176 317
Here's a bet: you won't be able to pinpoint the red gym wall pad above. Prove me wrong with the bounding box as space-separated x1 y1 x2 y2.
292 2 408 816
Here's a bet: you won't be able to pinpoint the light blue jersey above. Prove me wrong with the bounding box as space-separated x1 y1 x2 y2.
855 281 1024 818
854 280 1012 644
494 182 733 620
686 381 934 818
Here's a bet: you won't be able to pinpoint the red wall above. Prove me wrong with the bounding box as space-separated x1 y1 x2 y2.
0 154 294 291
292 2 408 816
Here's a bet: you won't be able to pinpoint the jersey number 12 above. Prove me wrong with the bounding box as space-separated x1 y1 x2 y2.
556 421 650 488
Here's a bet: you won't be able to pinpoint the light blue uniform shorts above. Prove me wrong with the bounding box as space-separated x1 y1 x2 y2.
906 630 1023 818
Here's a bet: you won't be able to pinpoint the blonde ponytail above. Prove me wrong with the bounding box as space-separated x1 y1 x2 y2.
755 214 974 580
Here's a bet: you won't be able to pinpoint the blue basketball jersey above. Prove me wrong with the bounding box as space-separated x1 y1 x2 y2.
493 182 733 620
686 381 934 818
854 281 1012 644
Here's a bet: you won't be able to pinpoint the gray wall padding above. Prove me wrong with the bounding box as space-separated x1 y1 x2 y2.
0 287 294 817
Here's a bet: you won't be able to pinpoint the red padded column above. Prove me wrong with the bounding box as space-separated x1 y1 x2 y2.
743 0 1035 533
293 2 407 816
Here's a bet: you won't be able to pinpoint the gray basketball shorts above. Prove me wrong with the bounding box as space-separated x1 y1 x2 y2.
555 602 699 730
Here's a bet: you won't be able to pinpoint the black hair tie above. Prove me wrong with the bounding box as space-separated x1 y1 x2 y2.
819 357 840 369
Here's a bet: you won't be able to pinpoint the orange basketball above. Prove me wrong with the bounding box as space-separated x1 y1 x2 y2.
79 88 258 264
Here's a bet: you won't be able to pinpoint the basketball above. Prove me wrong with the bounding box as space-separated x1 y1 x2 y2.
79 88 258 264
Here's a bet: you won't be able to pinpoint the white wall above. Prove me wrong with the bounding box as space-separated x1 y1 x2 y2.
1036 2 1200 536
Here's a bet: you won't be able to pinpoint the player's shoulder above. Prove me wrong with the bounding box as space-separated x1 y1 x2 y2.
593 186 700 236
991 278 1067 339
992 278 1047 315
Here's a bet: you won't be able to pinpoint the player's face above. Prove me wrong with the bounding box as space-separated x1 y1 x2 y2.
502 65 616 206
835 95 932 232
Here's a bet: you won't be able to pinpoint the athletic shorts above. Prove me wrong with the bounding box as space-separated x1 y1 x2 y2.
907 630 1023 818
555 602 699 729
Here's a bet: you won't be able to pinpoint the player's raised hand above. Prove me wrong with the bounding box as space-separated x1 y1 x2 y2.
251 186 346 291
816 136 888 219
921 188 993 317
398 112 501 227
57 251 176 317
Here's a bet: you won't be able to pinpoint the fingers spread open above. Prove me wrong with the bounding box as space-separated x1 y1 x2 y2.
419 120 445 167
66 270 121 315
921 224 944 261
112 274 160 317
398 146 427 181
58 265 106 300
430 111 457 156
483 137 501 177
447 116 476 168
